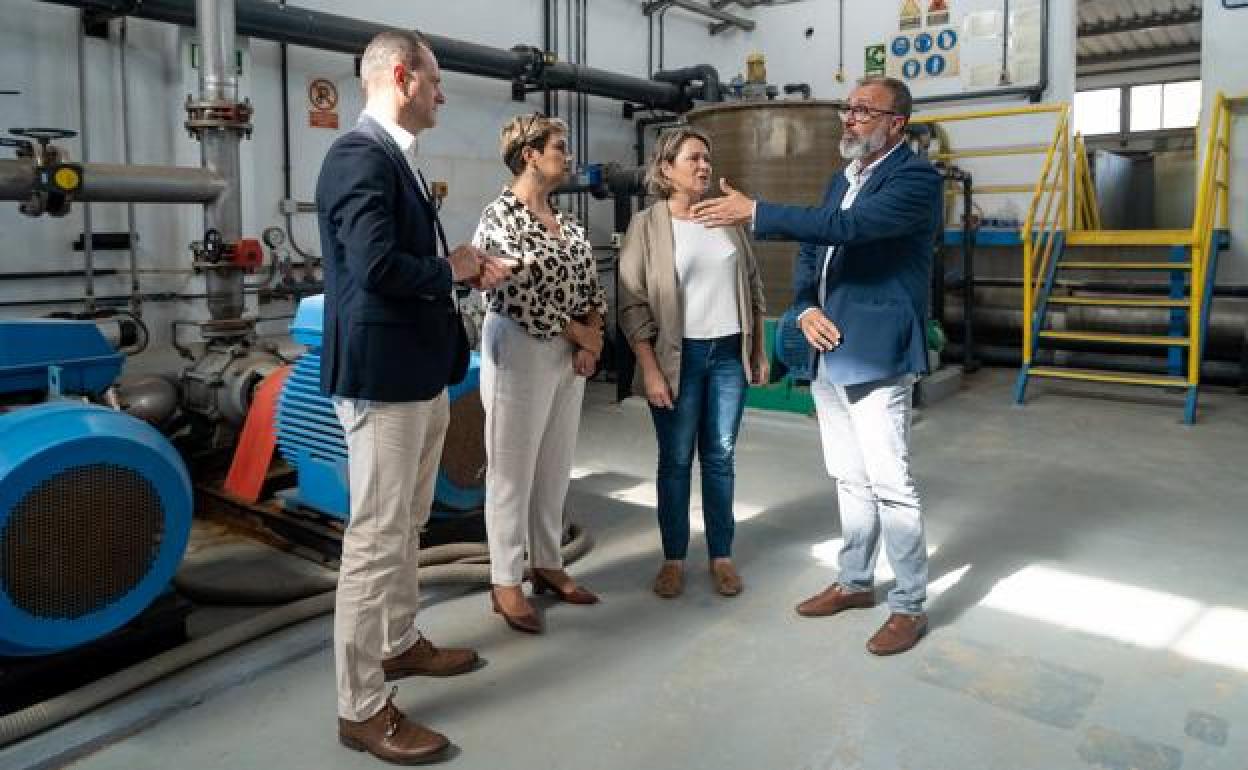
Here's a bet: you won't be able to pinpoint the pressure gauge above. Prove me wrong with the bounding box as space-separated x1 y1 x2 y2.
262 226 287 249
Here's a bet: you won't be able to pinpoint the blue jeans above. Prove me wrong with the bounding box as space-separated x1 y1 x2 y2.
650 335 748 560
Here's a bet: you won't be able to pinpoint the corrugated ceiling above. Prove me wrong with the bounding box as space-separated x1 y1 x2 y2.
1077 0 1201 68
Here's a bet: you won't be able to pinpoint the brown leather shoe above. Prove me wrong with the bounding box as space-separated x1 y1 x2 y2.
795 584 876 617
710 561 743 597
383 634 478 681
531 570 599 604
866 613 928 656
490 587 542 634
652 563 683 598
338 689 449 765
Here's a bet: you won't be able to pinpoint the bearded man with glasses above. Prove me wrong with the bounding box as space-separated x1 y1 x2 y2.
691 76 942 656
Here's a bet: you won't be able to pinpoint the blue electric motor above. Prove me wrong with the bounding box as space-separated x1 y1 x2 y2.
275 295 487 520
0 320 193 656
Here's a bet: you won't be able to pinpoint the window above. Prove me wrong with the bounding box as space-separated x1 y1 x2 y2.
1074 88 1122 136
1130 80 1202 132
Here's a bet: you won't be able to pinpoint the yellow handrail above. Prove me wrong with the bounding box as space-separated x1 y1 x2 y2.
1020 105 1070 365
1188 91 1234 385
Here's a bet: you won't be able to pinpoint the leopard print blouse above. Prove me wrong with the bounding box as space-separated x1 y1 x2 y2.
472 188 608 339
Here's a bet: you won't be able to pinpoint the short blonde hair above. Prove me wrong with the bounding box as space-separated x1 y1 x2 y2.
644 127 713 198
500 113 569 175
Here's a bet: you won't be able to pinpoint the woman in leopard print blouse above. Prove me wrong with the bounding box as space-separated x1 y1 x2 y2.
471 113 607 634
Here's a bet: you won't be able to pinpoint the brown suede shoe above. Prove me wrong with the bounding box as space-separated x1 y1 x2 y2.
652 563 683 598
795 584 876 617
383 634 478 681
866 613 928 656
338 689 449 765
710 561 743 597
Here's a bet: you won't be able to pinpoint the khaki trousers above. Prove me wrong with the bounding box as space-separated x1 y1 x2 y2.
332 392 449 721
481 313 585 586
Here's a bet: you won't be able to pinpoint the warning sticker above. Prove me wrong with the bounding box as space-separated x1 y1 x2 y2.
308 77 340 130
927 0 950 27
900 0 922 30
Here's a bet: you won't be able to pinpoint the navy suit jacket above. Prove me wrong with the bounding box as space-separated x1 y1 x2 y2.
754 144 942 386
315 115 469 401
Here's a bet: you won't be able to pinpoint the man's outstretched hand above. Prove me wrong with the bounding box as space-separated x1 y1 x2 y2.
690 179 755 228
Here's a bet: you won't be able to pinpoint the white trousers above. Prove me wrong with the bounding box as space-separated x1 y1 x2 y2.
332 392 449 721
811 375 928 614
481 313 585 586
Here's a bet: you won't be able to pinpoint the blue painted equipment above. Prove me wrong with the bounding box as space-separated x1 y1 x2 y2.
0 319 124 397
0 321 192 656
275 295 486 520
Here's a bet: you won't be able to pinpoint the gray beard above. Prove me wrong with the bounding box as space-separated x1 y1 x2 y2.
839 127 887 160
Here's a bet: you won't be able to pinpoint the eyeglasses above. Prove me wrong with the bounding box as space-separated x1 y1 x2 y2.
838 104 898 123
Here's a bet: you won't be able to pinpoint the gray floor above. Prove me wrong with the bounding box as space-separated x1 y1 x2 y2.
14 368 1248 770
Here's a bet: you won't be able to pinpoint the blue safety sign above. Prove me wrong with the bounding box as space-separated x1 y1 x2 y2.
891 36 911 57
915 32 933 53
925 54 946 76
902 59 922 79
937 28 958 50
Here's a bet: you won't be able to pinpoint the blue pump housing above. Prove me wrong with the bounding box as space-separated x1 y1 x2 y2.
0 403 193 656
0 320 125 397
275 295 485 520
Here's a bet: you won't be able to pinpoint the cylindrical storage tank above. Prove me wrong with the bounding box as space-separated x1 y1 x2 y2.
0 403 193 656
686 100 845 314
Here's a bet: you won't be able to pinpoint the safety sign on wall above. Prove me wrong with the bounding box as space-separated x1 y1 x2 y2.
308 77 340 130
927 0 950 27
899 0 922 30
887 26 959 81
865 44 887 77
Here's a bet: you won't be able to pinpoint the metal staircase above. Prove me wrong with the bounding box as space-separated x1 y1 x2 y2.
1012 93 1238 424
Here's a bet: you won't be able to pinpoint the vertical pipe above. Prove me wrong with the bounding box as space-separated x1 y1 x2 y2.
1000 0 1011 85
961 173 977 371
196 0 244 321
118 17 141 311
77 11 96 312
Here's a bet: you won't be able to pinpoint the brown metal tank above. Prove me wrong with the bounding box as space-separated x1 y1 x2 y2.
685 100 844 314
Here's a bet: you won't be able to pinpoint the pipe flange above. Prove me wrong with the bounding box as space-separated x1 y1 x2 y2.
184 97 255 138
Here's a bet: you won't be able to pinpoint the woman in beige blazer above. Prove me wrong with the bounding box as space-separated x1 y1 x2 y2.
618 127 768 599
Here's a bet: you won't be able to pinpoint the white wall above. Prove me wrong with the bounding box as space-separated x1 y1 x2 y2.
1201 1 1248 284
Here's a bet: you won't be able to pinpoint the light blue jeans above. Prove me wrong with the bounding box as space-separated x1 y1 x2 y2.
811 374 928 615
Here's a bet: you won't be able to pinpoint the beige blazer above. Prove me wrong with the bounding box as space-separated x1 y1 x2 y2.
618 200 766 400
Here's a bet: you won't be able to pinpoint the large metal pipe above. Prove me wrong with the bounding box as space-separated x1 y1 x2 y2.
40 0 691 111
196 0 245 322
0 160 225 202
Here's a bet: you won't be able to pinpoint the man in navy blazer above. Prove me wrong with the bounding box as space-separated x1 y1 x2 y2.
692 76 942 656
316 29 507 765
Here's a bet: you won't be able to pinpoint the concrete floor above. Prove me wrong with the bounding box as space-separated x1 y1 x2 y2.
7 368 1248 770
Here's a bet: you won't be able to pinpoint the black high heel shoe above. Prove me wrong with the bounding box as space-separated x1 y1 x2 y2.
490 587 542 634
531 571 600 605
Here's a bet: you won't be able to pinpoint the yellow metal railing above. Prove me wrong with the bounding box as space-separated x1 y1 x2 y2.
911 104 1071 363
1072 133 1101 231
1019 105 1071 364
1187 91 1235 384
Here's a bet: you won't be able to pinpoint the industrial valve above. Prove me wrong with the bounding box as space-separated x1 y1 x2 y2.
1 127 83 217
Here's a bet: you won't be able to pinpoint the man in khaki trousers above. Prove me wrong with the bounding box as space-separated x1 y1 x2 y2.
315 29 508 765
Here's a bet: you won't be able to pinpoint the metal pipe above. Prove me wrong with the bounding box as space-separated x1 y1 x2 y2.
117 17 141 310
77 12 96 312
642 0 755 32
40 0 690 111
653 65 721 104
0 160 224 203
196 0 245 322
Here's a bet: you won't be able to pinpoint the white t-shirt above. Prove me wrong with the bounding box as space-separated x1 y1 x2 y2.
670 217 742 339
